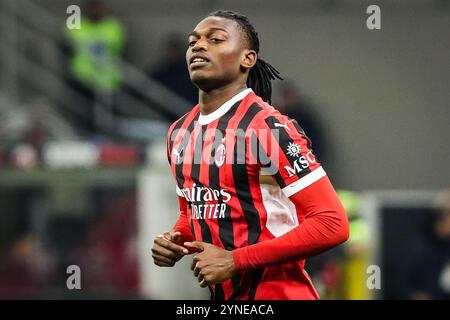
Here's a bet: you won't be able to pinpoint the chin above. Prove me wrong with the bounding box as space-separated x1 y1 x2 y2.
190 72 217 91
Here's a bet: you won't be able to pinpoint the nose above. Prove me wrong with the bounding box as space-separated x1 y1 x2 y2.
192 37 207 52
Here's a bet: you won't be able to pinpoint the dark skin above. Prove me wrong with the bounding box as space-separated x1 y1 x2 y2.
186 16 257 115
152 16 258 288
152 230 188 267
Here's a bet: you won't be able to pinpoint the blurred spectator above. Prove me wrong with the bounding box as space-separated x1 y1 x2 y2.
0 234 36 298
399 189 450 299
63 0 126 133
273 81 326 162
146 33 197 116
0 234 54 298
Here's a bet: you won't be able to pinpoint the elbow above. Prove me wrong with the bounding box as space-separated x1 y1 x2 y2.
339 217 350 245
334 208 350 246
322 207 349 248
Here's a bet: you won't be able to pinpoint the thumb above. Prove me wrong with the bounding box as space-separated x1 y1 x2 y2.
184 241 205 252
170 231 182 242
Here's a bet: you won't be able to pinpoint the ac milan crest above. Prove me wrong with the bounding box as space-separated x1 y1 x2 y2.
214 143 226 167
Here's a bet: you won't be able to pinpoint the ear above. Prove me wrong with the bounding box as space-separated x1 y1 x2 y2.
241 49 257 70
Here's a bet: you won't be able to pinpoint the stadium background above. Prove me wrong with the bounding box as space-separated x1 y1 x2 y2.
0 0 449 299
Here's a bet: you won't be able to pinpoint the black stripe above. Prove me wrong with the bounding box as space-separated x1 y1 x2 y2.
190 126 204 187
209 100 242 300
213 101 241 251
175 113 199 239
175 113 199 190
250 131 286 187
228 275 242 300
232 103 263 246
190 126 213 244
248 269 264 300
265 116 312 181
190 124 224 301
169 112 190 153
213 284 225 300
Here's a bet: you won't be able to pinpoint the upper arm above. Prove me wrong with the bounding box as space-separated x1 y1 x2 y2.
251 113 326 198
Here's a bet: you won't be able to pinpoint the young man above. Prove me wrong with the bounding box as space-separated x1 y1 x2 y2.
152 10 349 300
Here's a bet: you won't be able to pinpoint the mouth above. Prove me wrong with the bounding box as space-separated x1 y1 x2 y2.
189 55 210 68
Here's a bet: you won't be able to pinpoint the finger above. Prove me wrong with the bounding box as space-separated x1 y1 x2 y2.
155 236 188 255
152 244 182 259
193 261 201 277
197 270 204 282
199 279 209 288
170 231 182 242
152 255 176 267
153 258 173 267
184 241 205 252
191 254 200 271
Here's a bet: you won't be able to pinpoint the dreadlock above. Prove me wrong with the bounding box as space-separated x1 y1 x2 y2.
208 10 283 104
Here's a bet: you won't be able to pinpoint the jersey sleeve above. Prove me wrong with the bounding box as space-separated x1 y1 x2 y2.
233 175 349 270
167 122 186 197
250 113 326 198
172 196 194 243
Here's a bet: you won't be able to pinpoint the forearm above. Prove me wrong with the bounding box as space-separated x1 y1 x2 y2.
233 176 349 270
172 196 194 243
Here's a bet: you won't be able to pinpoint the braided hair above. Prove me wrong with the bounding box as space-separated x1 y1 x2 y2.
208 10 283 104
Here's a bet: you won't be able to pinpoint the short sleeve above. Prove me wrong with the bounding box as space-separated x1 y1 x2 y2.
250 113 326 198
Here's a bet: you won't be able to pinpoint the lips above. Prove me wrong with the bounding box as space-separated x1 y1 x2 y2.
189 54 210 67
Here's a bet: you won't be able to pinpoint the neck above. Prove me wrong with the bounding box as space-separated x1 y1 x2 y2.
198 82 248 115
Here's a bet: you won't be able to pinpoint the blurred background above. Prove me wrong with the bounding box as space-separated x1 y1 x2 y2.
0 0 449 299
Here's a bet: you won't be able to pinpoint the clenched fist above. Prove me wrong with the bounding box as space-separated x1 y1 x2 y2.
152 230 189 267
184 241 237 288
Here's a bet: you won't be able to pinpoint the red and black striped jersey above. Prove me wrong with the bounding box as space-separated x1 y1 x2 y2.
166 89 326 300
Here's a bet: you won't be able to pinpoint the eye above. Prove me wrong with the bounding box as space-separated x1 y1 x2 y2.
210 38 223 43
188 40 196 47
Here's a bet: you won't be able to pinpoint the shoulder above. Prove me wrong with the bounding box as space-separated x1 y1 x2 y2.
245 93 291 130
167 106 199 137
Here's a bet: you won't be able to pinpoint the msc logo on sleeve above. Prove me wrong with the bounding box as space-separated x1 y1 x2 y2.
284 142 316 177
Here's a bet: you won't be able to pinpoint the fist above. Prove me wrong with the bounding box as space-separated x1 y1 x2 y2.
184 241 237 287
152 230 189 267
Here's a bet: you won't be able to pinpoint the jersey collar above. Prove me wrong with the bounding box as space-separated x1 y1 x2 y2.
197 88 253 125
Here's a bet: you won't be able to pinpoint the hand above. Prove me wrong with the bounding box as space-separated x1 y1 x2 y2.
184 241 237 288
152 230 188 267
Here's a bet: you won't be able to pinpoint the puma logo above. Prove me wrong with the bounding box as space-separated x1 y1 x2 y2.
172 148 184 164
274 122 291 131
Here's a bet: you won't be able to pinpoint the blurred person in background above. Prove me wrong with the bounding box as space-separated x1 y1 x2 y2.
146 33 198 114
399 189 450 300
63 0 126 134
0 233 54 298
273 81 326 163
151 10 349 300
337 190 371 300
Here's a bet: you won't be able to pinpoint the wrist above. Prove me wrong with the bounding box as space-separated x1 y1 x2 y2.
232 247 249 271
